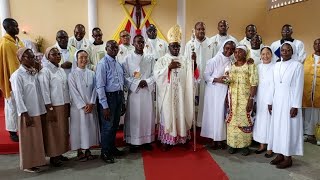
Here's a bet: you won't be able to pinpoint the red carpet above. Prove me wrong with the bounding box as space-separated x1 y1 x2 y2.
142 143 228 180
0 97 19 154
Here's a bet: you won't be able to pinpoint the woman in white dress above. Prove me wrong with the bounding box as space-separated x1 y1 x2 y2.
69 50 100 161
267 42 304 169
253 47 275 158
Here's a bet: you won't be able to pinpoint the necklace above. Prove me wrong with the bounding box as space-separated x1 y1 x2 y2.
279 61 293 83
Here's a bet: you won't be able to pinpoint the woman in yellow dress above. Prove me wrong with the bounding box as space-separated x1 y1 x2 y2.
226 45 258 156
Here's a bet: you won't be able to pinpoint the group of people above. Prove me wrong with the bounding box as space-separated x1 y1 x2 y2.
0 17 319 173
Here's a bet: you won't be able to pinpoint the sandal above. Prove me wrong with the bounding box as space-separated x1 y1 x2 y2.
85 150 95 160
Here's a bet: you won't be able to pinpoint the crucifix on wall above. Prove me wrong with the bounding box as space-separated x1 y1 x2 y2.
125 0 151 29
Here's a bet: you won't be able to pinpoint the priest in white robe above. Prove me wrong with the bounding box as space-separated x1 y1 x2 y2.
117 30 134 64
184 22 214 127
239 24 257 49
154 25 198 151
69 50 99 161
267 42 304 169
270 24 306 63
88 27 106 71
210 20 238 57
253 46 275 157
11 48 46 172
122 35 155 152
201 39 236 149
248 34 263 65
144 24 168 61
68 24 91 50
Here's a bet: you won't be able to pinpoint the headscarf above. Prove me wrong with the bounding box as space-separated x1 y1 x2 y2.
16 47 30 61
260 46 276 63
217 39 237 54
280 41 297 61
44 46 58 59
72 49 89 71
16 47 38 75
235 45 248 54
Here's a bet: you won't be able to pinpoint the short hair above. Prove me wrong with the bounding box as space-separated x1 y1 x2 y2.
74 24 85 30
119 30 129 37
282 24 292 29
194 22 205 29
2 18 17 30
106 40 117 48
133 34 144 42
92 27 101 34
56 30 68 37
246 24 256 30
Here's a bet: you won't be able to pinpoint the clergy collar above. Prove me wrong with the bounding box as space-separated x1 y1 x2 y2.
280 38 294 44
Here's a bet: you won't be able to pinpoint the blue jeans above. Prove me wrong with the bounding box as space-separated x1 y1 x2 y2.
99 91 124 155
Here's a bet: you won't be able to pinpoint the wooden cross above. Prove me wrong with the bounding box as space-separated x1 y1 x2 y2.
125 0 151 28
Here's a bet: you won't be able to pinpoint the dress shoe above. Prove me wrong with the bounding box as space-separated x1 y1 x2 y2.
255 148 267 154
129 145 140 153
9 133 19 142
228 147 237 154
270 154 284 165
241 147 250 156
143 143 153 151
59 155 69 161
264 152 274 158
276 158 292 169
112 148 125 156
100 154 115 164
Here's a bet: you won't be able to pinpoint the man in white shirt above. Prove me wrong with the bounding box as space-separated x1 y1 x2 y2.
211 20 238 56
117 30 134 64
144 24 168 61
270 24 306 63
248 34 263 65
239 24 257 49
68 24 91 50
88 27 106 71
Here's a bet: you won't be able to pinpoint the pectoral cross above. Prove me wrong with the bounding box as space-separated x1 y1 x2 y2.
125 0 151 28
173 70 178 77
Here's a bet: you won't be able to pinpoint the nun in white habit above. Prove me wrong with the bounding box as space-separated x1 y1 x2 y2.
68 49 100 161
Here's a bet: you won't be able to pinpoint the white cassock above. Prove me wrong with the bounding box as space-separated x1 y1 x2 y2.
68 67 100 150
117 44 134 64
200 52 231 141
184 37 214 127
239 37 251 49
267 59 304 156
144 38 168 60
117 44 134 125
270 40 306 63
68 36 91 50
154 53 194 137
248 48 262 65
87 42 106 71
253 63 275 144
210 34 238 56
122 52 155 145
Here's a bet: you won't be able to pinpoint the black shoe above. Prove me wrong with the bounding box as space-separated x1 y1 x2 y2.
241 147 250 156
129 145 140 153
50 157 63 167
112 148 125 156
255 148 267 154
59 155 69 161
9 132 19 142
264 152 274 158
100 154 115 164
228 147 237 154
143 143 153 151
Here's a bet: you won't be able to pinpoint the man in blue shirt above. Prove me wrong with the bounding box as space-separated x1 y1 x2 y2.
96 40 126 163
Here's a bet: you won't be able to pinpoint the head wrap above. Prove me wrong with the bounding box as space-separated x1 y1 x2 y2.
45 46 58 59
236 45 248 54
167 25 182 44
280 41 297 61
72 49 89 71
16 47 30 60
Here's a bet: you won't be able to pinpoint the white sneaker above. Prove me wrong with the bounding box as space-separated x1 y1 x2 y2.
23 167 41 173
317 141 320 146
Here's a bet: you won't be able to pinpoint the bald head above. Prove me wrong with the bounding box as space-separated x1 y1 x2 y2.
56 30 69 49
3 18 19 36
74 24 86 41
